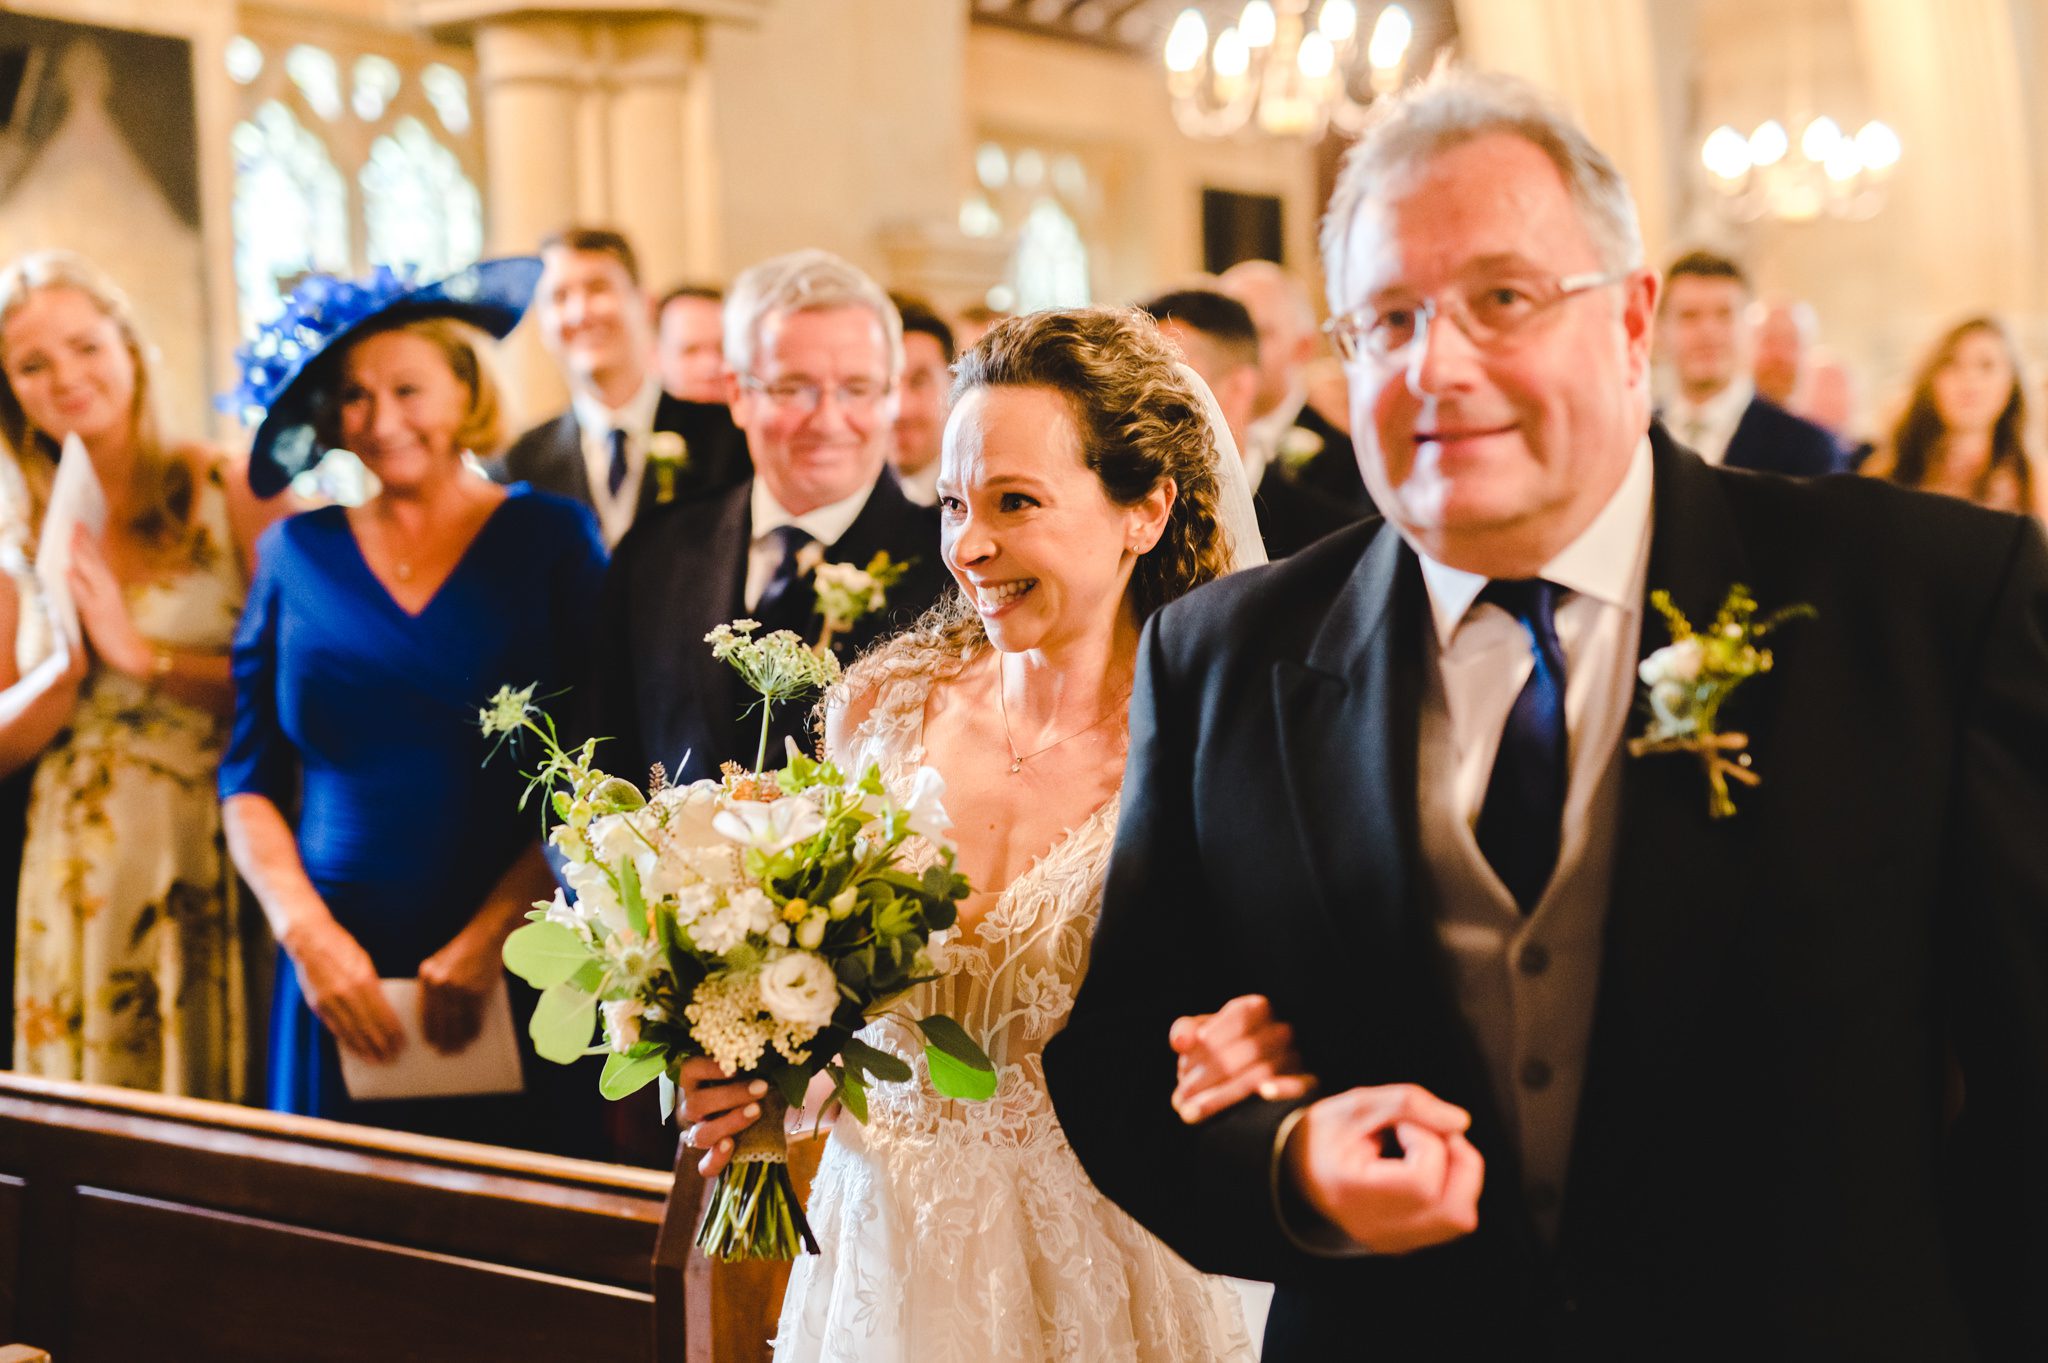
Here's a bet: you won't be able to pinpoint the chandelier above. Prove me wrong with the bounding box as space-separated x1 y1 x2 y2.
1162 1 1414 140
1698 115 1900 222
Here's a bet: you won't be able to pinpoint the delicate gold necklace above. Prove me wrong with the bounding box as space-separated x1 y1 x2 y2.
994 658 1130 775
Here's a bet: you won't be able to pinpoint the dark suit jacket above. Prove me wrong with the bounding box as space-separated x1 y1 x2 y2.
1045 428 2048 1360
577 470 948 790
1659 394 1846 478
1279 402 1378 516
1255 466 1367 559
488 392 749 517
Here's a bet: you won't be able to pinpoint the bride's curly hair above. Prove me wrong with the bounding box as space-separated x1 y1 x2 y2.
829 306 1232 716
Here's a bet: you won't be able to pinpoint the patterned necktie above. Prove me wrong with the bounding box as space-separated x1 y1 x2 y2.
754 524 815 619
606 427 629 499
1474 578 1569 914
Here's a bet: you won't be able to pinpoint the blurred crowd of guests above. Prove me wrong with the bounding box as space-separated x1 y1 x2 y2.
0 219 2036 1165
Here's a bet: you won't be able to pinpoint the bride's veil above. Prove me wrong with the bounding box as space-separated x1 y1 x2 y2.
1171 361 1269 574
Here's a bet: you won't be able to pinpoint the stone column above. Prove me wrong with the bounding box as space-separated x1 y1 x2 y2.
413 0 767 412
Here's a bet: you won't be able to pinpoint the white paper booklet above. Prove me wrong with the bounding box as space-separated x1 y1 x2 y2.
33 433 109 649
337 976 526 1102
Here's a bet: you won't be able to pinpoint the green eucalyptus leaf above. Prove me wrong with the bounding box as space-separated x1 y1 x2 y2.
771 1064 810 1110
570 959 606 994
502 920 591 989
619 858 650 937
529 982 597 1063
599 1049 666 1099
841 1036 912 1085
916 1015 996 1101
833 1064 869 1124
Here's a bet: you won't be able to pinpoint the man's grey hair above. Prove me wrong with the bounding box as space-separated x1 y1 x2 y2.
723 249 904 379
1320 66 1644 311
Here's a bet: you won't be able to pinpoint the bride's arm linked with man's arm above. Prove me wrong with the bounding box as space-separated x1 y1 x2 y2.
1043 594 1483 1282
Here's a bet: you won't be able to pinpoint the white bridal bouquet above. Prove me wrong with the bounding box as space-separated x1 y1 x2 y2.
484 563 992 1262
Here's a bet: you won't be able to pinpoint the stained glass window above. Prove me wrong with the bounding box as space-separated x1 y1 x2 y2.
361 116 483 279
230 100 351 333
1012 198 1090 310
285 45 344 122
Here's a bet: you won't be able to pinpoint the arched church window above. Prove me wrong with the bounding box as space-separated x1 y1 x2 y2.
352 56 401 123
229 100 351 331
225 37 263 86
285 45 344 122
1011 197 1090 311
420 65 471 136
361 117 483 280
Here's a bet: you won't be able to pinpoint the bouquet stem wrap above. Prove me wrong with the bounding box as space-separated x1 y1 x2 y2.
695 1090 820 1261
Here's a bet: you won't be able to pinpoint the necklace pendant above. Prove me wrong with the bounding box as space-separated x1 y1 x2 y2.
1008 758 1023 774
394 561 414 582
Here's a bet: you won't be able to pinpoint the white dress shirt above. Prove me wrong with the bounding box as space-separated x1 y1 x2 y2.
1245 383 1311 492
896 461 940 508
743 478 876 612
1662 377 1752 468
574 370 665 548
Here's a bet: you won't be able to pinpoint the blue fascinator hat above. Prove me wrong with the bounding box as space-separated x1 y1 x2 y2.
219 256 543 497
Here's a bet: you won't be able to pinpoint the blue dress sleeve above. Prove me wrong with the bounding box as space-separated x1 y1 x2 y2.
219 520 299 804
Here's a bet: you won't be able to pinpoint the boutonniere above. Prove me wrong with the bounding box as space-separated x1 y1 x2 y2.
647 431 690 504
1627 584 1814 819
809 550 912 656
1277 425 1325 472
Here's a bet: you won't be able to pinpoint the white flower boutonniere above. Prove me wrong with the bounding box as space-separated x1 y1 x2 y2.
647 431 690 504
810 550 911 656
1278 425 1325 472
1627 584 1814 819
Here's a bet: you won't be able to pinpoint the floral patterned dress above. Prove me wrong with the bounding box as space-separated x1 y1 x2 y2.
772 650 1256 1363
11 462 247 1099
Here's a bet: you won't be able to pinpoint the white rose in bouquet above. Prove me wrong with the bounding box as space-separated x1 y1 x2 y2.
757 950 839 1029
602 998 644 1052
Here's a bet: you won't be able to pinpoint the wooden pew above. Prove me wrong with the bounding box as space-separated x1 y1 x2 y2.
0 1073 676 1362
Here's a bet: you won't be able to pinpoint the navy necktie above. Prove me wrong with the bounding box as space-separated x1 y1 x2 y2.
606 427 629 499
1474 578 1569 914
755 524 815 618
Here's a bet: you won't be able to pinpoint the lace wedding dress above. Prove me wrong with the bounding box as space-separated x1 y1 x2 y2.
772 658 1257 1363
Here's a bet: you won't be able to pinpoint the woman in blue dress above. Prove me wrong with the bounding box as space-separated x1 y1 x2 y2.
219 261 607 1153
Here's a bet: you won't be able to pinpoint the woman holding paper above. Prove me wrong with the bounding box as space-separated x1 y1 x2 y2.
0 250 282 1097
218 260 607 1154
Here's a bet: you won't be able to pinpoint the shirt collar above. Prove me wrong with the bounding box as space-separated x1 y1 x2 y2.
1247 381 1309 458
1414 433 1655 649
572 367 663 441
750 474 876 549
1666 376 1753 431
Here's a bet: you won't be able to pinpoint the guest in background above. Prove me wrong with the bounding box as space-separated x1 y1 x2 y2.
888 293 953 506
580 249 950 797
655 282 727 404
221 260 607 1154
493 228 746 547
1218 259 1373 515
1751 297 1818 409
0 249 282 1096
1657 250 1843 476
1141 286 1359 558
1864 315 2045 518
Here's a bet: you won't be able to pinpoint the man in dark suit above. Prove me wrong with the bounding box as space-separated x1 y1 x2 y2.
491 228 746 546
1046 69 2048 1361
579 249 949 793
1220 259 1377 516
1657 249 1844 477
1141 286 1363 558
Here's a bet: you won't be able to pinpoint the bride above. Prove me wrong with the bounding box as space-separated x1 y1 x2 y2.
678 307 1298 1361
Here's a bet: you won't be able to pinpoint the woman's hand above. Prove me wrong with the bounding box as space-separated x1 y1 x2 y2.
67 526 150 678
417 926 503 1055
677 1057 770 1178
1169 993 1318 1123
284 914 404 1063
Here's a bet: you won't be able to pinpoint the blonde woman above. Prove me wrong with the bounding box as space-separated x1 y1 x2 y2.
0 250 284 1096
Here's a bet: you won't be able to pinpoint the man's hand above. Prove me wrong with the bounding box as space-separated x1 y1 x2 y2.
1170 994 1317 1122
1284 1084 1484 1253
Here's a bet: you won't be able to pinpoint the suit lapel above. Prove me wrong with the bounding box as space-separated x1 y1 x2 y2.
1600 431 1760 1045
650 483 750 782
1273 525 1422 954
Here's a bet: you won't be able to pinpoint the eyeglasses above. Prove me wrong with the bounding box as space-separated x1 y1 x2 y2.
1322 269 1626 364
739 375 893 413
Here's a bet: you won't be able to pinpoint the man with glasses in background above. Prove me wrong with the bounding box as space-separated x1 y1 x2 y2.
578 249 948 793
1050 66 2048 1361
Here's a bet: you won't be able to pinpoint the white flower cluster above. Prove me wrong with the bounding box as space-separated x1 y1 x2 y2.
683 964 825 1074
813 561 888 625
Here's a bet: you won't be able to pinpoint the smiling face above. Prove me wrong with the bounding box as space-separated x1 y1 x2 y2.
1335 132 1656 576
536 246 651 396
0 284 139 448
1931 327 2017 439
729 306 897 515
335 328 474 491
938 384 1171 657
